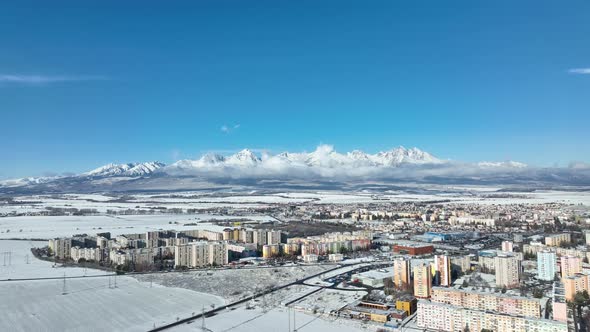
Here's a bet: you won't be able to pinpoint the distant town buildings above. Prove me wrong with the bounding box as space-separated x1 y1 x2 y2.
501 240 514 252
393 244 434 256
545 233 571 247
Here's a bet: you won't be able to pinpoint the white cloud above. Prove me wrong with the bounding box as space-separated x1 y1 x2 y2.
220 123 241 134
0 74 107 85
163 144 569 185
568 68 590 75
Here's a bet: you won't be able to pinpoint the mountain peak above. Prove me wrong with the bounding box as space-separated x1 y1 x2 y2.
85 161 165 177
225 149 261 166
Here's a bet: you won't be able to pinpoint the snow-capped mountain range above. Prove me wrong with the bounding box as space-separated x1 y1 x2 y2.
85 162 166 177
168 145 445 171
5 144 588 193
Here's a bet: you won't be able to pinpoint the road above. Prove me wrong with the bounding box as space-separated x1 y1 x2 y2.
148 260 386 332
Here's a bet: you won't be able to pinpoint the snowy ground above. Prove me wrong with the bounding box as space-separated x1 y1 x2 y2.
0 215 272 240
0 240 225 332
134 264 333 302
170 305 370 332
304 263 374 287
0 240 107 280
2 189 588 217
292 288 367 313
0 276 224 332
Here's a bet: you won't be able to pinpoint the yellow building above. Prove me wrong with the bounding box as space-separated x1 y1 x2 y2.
563 273 589 302
395 296 417 316
262 244 280 258
546 233 572 247
344 301 393 323
561 255 582 279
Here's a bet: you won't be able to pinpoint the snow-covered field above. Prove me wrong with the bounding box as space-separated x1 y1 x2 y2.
292 288 367 313
0 215 272 240
1 189 589 217
0 276 224 332
170 305 368 332
0 239 225 332
0 240 106 280
134 264 332 302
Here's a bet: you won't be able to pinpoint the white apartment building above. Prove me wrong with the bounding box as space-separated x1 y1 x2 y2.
48 238 72 260
70 247 103 262
174 241 228 268
537 250 557 281
495 255 521 288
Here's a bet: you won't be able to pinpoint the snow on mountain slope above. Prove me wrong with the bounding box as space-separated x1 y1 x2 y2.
3 145 552 190
225 149 261 166
85 162 165 177
0 176 58 188
159 145 446 178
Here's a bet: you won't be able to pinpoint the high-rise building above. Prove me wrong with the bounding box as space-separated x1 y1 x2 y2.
431 287 541 318
545 233 571 247
417 301 567 332
537 250 557 281
501 241 514 252
253 230 268 246
266 230 282 245
563 273 589 301
553 282 568 322
561 255 582 279
174 241 228 268
495 255 521 288
48 238 72 260
450 255 471 275
434 255 452 287
413 263 432 298
393 257 411 290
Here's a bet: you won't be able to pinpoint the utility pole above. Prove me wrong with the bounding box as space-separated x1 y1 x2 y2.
293 309 297 332
2 251 11 266
62 272 67 295
201 305 206 331
288 307 291 332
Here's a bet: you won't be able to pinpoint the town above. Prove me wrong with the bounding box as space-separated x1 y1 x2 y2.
21 193 589 332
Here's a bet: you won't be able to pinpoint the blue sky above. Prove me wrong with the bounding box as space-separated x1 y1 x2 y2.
1 0 589 179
